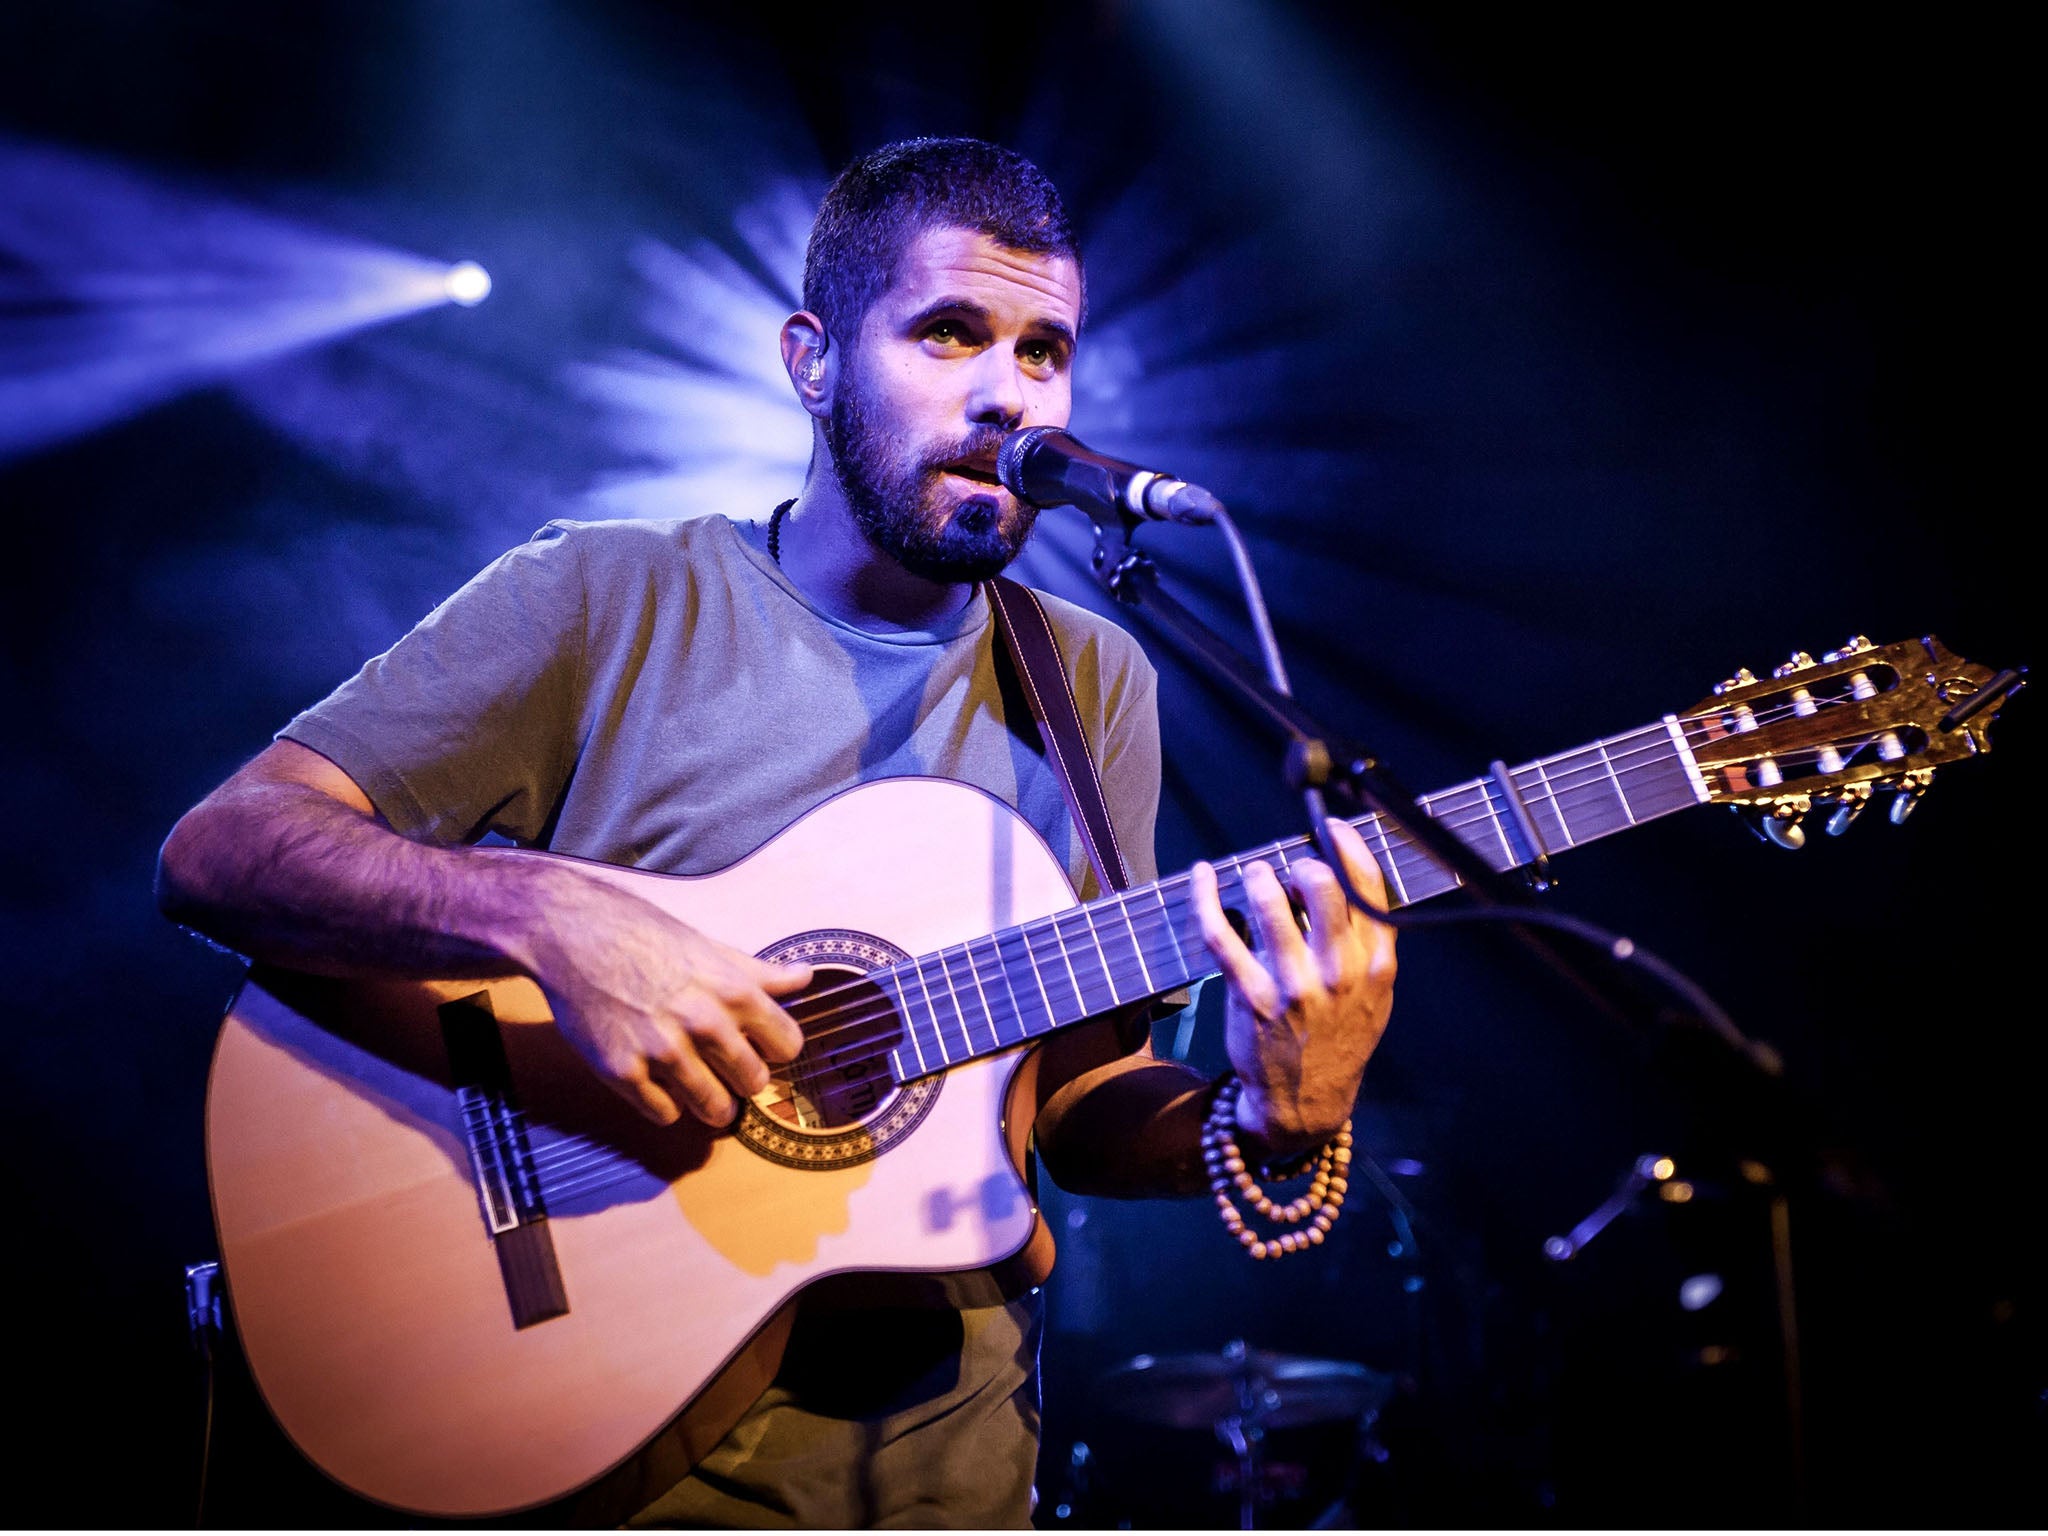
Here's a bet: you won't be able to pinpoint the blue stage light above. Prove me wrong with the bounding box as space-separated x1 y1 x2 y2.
0 136 481 464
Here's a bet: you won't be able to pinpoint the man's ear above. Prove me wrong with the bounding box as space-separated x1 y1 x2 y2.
780 312 833 419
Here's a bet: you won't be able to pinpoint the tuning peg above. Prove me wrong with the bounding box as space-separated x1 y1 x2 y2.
1885 769 1935 824
1772 651 1817 678
1757 805 1808 849
1824 787 1872 836
1763 817 1806 849
1821 636 1875 662
1713 668 1759 696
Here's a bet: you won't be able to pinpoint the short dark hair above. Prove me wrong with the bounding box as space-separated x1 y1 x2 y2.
802 137 1083 351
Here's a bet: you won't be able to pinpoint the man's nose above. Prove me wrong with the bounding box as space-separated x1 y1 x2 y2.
965 351 1025 430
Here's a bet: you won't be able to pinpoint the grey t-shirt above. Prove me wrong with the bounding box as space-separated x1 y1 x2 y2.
280 512 1163 1527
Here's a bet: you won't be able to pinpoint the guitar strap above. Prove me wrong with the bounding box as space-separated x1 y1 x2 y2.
985 576 1132 897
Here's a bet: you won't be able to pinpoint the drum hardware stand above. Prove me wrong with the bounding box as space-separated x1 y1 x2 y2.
185 1259 224 1526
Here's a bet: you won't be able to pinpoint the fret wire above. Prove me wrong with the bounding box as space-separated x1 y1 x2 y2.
1045 909 1096 1012
953 941 1000 1054
1151 884 1193 981
925 947 961 1057
978 932 1029 1046
1075 903 1124 1007
1365 816 1411 905
1595 738 1639 824
1004 924 1058 1037
880 969 929 1078
1037 911 1089 1020
1528 757 1574 846
1111 892 1156 995
912 954 960 1064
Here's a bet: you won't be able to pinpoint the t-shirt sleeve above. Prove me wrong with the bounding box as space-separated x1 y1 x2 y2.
277 521 589 846
1096 643 1163 888
1090 632 1197 1027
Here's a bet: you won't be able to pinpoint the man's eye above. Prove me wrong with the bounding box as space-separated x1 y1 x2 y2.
927 321 966 344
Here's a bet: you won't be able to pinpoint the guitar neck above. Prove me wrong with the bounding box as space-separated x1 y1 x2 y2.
857 715 1711 1084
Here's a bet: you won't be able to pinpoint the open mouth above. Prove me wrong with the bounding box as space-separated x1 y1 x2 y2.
942 460 1003 488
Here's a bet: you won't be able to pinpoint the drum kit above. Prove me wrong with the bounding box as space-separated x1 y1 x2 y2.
1065 1338 1398 1529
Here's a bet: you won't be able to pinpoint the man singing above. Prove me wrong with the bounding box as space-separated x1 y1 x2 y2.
158 136 1397 1527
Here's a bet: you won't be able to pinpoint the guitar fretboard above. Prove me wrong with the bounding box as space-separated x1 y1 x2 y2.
841 716 1710 1084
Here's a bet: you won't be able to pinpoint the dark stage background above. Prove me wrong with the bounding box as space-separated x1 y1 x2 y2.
2 2 2038 1527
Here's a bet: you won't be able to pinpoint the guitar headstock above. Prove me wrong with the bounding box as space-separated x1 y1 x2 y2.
1684 634 2026 847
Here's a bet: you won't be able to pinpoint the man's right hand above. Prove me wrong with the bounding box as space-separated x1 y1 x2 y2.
518 871 813 1129
158 739 812 1131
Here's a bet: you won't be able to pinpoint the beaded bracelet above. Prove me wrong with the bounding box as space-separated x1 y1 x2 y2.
1201 1074 1351 1260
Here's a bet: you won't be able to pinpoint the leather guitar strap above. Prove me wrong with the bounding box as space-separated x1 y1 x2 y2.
986 575 1132 896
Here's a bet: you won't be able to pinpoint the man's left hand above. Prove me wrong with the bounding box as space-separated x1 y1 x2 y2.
1190 817 1397 1157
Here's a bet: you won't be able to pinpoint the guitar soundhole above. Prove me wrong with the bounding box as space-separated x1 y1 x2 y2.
735 930 943 1171
762 963 903 1131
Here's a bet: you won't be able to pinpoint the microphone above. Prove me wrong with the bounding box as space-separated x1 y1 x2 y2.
996 426 1225 526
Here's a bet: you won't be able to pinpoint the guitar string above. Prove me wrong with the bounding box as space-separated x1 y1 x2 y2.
524 689 1894 1175
524 690 1895 1185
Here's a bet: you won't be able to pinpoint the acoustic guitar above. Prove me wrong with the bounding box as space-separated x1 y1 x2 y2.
204 633 2019 1516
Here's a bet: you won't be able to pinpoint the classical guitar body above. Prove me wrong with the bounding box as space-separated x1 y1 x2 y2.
206 778 1078 1518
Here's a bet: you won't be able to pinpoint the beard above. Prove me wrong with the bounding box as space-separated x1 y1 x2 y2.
825 376 1039 585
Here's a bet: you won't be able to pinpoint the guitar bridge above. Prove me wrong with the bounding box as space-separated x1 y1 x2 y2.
441 992 569 1330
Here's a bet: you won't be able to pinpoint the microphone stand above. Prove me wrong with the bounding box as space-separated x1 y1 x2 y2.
1078 506 1811 1516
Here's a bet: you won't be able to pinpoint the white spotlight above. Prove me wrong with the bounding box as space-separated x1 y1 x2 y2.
445 261 492 306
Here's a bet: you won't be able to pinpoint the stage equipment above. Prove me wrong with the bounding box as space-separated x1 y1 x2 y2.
997 425 1225 525
1001 425 2027 1519
1091 1341 1396 1529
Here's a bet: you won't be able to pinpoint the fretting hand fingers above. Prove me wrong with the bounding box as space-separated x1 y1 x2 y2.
1192 859 1288 1020
1240 859 1322 1013
1321 816 1391 914
1198 823 1400 1151
1322 817 1397 990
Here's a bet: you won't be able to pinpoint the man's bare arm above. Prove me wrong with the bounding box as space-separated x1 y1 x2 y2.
156 740 810 1127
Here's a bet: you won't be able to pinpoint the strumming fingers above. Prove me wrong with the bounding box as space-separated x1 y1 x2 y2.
652 1045 743 1128
680 1008 774 1100
611 1062 683 1127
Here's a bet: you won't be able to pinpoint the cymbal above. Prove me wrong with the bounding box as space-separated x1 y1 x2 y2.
1094 1344 1395 1431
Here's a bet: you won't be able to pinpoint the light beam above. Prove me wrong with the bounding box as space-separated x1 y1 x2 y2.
0 136 482 463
